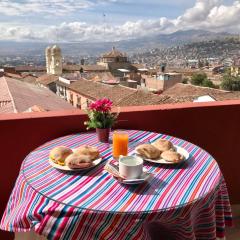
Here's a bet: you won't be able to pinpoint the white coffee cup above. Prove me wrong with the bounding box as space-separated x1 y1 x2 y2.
119 155 143 179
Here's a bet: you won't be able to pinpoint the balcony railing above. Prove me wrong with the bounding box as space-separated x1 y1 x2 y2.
1 100 240 239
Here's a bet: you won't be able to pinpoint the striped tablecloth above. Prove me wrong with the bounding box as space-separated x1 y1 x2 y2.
1 130 232 240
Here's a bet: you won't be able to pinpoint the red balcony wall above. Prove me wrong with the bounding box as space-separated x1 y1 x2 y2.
0 101 240 239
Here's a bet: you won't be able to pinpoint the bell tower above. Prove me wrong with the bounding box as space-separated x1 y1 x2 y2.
50 45 62 75
45 46 51 74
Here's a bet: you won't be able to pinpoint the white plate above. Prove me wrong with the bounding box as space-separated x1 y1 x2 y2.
49 157 102 171
135 145 189 164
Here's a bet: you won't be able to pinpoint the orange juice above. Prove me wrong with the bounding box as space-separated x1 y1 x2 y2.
113 131 129 158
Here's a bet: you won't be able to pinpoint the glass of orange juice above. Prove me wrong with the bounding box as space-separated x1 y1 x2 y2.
113 131 129 159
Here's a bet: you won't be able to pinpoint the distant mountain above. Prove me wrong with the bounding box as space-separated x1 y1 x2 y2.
150 29 233 46
0 30 236 57
113 30 234 53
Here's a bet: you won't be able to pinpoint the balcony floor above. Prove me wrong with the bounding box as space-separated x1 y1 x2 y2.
226 217 240 240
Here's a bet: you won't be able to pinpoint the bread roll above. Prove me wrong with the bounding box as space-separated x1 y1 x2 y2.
65 153 92 169
152 139 174 152
49 146 73 165
135 144 161 159
161 150 184 163
75 145 100 161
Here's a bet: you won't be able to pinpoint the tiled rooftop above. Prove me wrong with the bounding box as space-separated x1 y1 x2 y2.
162 83 240 102
69 79 135 104
15 65 46 72
82 64 107 71
68 78 176 106
117 90 166 106
89 72 117 82
4 72 37 84
0 76 74 113
63 64 107 72
37 74 59 85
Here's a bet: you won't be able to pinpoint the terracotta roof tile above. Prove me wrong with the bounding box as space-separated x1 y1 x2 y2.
163 83 229 97
68 79 169 106
0 76 74 114
161 83 240 102
4 72 37 84
20 75 37 84
63 64 107 72
131 64 146 69
15 65 46 72
63 64 81 71
0 102 15 113
82 65 107 71
69 79 135 105
0 76 12 102
117 91 166 106
61 72 81 80
4 72 22 79
89 72 117 82
37 74 59 85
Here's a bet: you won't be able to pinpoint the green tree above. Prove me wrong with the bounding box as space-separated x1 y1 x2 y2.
221 75 240 91
182 78 189 84
202 79 215 88
191 73 208 86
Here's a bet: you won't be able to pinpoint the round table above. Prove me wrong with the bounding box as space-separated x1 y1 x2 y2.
0 130 232 240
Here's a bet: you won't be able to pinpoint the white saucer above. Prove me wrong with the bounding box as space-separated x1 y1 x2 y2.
122 172 152 185
135 145 189 164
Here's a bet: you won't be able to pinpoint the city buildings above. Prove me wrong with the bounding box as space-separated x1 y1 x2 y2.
231 57 240 76
141 72 182 92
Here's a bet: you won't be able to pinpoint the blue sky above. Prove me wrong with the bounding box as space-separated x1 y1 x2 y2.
0 0 196 25
0 0 239 42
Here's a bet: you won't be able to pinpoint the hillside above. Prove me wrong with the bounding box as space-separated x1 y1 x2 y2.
0 30 236 57
131 38 240 66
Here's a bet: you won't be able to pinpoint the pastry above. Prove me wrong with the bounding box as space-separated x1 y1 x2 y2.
75 145 100 160
49 146 73 165
135 144 161 159
161 150 184 163
65 153 92 169
152 139 174 152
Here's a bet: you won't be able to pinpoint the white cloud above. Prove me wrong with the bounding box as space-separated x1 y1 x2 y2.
0 0 240 42
174 0 240 31
0 0 93 16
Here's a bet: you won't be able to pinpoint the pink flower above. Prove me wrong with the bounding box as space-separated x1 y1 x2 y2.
89 98 113 112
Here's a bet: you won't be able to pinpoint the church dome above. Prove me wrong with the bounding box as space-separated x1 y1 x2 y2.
51 45 61 54
102 46 126 58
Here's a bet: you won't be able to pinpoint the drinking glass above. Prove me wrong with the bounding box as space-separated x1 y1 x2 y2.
113 131 129 159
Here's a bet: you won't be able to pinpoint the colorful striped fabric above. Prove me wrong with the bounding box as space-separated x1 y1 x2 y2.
0 130 232 240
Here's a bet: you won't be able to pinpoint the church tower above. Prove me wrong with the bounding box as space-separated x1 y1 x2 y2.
45 46 51 74
50 45 62 75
